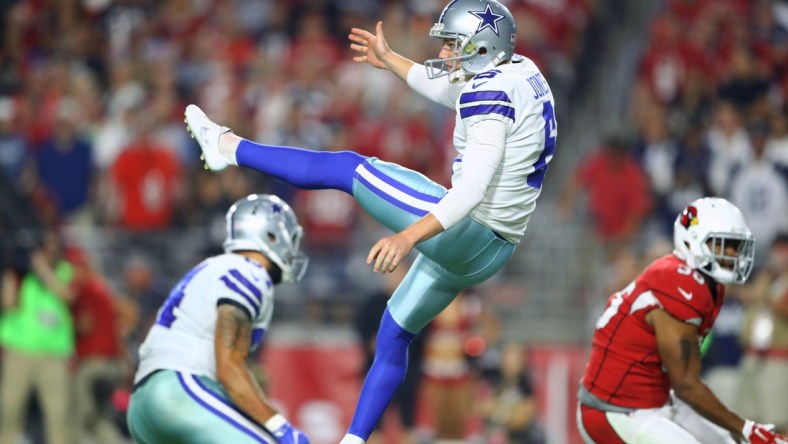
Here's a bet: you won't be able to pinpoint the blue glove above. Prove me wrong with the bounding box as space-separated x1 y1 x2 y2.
265 414 310 444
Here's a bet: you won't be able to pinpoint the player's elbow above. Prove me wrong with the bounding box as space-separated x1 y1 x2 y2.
671 377 704 402
217 366 251 403
216 359 244 388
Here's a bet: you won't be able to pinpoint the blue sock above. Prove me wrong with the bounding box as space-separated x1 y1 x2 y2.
348 309 416 439
235 140 366 194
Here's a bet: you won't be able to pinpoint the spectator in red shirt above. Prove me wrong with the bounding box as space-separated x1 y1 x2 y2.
637 14 687 105
67 248 128 444
556 135 652 244
107 106 182 231
294 189 358 251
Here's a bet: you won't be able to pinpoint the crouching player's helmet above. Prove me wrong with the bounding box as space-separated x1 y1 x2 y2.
673 197 755 285
224 194 308 283
425 0 517 80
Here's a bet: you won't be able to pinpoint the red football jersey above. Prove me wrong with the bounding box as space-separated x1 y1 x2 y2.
582 254 725 409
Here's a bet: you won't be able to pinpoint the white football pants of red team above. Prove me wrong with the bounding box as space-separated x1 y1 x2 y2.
577 395 736 444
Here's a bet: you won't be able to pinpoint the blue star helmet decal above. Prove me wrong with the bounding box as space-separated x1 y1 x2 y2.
469 3 505 36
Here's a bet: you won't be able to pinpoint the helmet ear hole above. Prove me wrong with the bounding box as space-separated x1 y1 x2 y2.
267 232 276 243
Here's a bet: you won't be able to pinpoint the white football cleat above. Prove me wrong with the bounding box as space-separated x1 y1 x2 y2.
339 435 366 444
185 104 233 172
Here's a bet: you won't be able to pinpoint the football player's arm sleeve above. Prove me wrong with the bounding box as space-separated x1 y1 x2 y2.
650 308 746 439
431 119 505 230
406 64 463 108
214 303 280 427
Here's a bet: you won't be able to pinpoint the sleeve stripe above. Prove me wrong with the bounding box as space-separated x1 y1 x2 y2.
229 269 263 303
459 104 515 120
460 90 511 104
220 276 261 318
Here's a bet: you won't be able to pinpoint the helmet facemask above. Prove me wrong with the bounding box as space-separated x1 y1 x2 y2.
258 219 308 284
673 197 755 286
425 26 476 81
695 233 755 285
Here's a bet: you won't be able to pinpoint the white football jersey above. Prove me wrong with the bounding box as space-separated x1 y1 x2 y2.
408 55 557 243
134 253 275 383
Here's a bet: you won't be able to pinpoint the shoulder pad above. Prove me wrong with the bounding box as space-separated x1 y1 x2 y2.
641 256 714 324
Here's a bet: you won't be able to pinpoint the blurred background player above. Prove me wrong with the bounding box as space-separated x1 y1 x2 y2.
0 230 76 444
577 197 787 444
736 232 788 435
186 0 556 442
127 194 310 444
477 341 544 444
420 290 480 443
67 247 129 444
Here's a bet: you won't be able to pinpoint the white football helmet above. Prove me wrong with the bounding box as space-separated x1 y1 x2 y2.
223 194 308 283
425 0 517 81
673 197 755 285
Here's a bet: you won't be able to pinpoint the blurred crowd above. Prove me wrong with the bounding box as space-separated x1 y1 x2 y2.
3 0 785 442
558 0 788 260
0 0 595 442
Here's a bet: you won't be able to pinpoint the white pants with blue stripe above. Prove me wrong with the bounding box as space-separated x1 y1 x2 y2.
353 158 515 333
127 370 277 444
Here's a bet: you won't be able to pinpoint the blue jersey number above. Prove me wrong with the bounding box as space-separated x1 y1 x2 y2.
156 263 208 328
526 101 557 188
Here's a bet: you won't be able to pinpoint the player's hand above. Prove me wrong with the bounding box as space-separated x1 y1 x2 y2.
367 232 414 274
266 414 310 444
349 21 390 69
742 420 788 444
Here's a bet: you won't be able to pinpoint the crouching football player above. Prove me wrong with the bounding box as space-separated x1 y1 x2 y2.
578 197 788 444
127 195 310 444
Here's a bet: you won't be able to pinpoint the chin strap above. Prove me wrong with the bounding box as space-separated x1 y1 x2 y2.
479 50 508 72
455 50 509 84
448 69 468 84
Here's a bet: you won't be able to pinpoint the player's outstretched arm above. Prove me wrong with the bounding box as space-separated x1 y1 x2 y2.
349 21 414 82
215 304 310 444
650 309 788 444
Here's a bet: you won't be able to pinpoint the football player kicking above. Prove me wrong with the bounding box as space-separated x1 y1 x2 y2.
127 195 310 444
578 197 787 444
185 1 557 442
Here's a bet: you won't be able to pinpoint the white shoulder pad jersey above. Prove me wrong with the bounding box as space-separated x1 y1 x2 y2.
408 55 557 242
134 253 275 383
453 55 557 242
